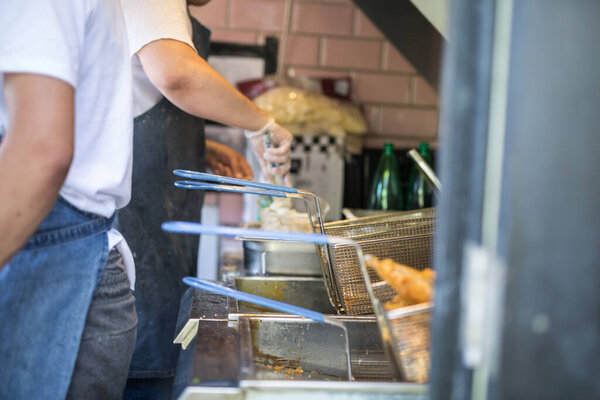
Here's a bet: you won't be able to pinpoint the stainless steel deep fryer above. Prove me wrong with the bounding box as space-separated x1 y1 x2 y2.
171 170 435 315
163 221 433 383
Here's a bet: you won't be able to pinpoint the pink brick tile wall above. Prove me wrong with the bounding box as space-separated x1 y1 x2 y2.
384 43 417 73
209 29 257 44
353 10 384 38
292 3 353 35
289 67 351 78
413 77 439 106
353 73 411 104
190 0 439 147
379 107 438 138
189 0 227 28
285 35 319 66
230 0 285 31
321 38 382 69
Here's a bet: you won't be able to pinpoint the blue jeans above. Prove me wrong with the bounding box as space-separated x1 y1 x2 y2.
123 289 196 400
67 248 138 399
0 197 135 399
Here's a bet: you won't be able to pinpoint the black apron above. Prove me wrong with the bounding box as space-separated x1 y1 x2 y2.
119 17 211 379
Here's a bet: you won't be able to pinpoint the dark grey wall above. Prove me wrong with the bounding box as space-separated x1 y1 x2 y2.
432 0 600 399
430 0 496 398
496 1 600 398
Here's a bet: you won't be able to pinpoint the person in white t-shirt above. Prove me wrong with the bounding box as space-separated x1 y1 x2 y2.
118 0 293 398
0 1 137 398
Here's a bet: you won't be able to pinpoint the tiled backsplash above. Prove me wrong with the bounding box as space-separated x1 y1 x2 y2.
190 0 439 148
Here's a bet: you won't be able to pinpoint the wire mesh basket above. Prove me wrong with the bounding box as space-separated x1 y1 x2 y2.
322 209 435 380
329 234 434 383
381 302 432 382
321 208 435 315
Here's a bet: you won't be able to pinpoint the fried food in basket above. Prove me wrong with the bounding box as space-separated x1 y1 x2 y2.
366 256 435 309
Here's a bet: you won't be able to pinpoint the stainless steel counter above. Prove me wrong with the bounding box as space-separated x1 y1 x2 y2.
181 380 428 400
174 279 429 400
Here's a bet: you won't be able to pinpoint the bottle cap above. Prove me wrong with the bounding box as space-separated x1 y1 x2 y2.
418 142 430 159
383 142 394 155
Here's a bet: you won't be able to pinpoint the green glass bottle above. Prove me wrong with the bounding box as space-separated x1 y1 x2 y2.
407 142 433 210
368 143 403 211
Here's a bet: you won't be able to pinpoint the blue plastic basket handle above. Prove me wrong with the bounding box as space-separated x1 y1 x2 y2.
183 277 325 322
174 181 287 198
161 222 331 245
173 170 298 194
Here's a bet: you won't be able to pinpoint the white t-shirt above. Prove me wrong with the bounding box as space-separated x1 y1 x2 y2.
0 0 134 219
120 0 197 117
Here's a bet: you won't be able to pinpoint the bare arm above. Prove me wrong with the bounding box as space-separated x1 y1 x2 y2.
0 74 74 267
137 39 271 132
137 39 292 178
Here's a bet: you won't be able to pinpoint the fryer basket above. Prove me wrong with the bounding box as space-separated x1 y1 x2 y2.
382 303 432 383
322 210 435 382
322 209 435 315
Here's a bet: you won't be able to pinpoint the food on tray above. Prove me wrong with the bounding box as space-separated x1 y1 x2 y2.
259 197 313 233
366 256 435 309
284 366 304 376
265 362 304 376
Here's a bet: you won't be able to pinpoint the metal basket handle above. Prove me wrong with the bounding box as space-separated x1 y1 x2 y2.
172 170 326 234
173 169 298 194
162 221 330 244
174 181 287 198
